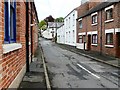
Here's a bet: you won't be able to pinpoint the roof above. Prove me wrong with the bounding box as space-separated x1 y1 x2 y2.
64 8 78 19
48 22 64 28
77 0 120 20
32 1 39 23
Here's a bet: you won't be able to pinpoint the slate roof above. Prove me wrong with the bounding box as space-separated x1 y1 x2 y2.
77 0 120 20
48 22 64 28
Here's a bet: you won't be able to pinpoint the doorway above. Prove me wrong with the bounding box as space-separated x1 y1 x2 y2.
116 32 120 58
87 35 91 51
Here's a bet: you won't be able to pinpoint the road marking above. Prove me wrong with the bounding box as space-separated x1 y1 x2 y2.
77 64 100 79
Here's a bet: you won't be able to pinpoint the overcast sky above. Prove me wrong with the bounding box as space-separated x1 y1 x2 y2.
34 0 81 21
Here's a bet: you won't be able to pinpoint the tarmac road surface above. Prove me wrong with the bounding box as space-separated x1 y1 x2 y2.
40 38 119 89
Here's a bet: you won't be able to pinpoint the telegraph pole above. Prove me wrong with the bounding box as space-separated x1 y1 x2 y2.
55 21 57 43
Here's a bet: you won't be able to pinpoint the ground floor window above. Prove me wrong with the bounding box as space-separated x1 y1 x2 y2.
4 1 16 43
83 35 86 43
106 33 113 45
92 34 97 44
79 35 83 43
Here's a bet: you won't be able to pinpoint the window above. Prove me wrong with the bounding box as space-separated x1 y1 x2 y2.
92 34 98 44
79 20 82 29
79 35 83 43
73 14 75 26
66 19 68 29
92 15 97 24
106 8 113 20
83 35 86 43
69 31 70 43
73 30 74 43
69 17 70 28
66 32 68 42
106 33 113 45
4 1 16 43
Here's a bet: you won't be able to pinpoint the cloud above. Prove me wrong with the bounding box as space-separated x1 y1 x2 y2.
35 0 81 21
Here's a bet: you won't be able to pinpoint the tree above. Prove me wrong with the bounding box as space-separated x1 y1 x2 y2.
55 17 64 22
39 20 47 30
44 15 55 22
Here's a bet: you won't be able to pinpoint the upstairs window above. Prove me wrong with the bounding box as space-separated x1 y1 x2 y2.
92 15 97 24
69 17 70 28
73 14 75 26
66 19 68 29
4 1 16 43
79 20 82 29
106 8 113 20
106 33 113 45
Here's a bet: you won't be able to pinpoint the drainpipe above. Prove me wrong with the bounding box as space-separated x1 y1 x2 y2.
30 2 33 63
100 10 102 55
26 1 30 72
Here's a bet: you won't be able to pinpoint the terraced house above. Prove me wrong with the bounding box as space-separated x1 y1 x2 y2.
0 1 39 89
77 0 120 58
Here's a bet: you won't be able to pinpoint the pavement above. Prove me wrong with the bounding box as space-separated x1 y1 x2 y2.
18 45 46 89
56 43 120 68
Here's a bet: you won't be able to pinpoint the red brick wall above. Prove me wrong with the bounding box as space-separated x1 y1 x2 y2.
77 2 120 57
0 2 26 88
0 2 4 89
31 10 38 56
89 3 119 56
101 3 119 56
0 2 38 89
77 2 89 43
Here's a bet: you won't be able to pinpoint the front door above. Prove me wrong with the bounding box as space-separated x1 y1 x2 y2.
116 32 120 58
87 35 91 51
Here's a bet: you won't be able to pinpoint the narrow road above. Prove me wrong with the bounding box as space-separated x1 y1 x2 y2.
40 38 119 89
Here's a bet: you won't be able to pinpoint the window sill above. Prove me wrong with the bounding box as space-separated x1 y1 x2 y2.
105 19 114 23
105 45 114 48
91 44 98 46
2 43 22 54
91 23 98 26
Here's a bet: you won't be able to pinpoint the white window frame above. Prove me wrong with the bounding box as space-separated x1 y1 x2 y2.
106 33 113 45
92 34 98 45
91 12 98 26
79 18 82 29
105 5 114 23
79 35 83 43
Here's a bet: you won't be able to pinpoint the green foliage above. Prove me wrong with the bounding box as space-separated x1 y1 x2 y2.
55 17 64 22
39 20 47 30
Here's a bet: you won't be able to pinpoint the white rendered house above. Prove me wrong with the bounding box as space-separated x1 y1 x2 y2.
57 24 65 44
41 28 53 39
42 22 63 40
64 8 77 46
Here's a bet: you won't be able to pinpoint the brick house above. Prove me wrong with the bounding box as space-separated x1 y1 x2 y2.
0 1 39 89
77 1 120 58
76 2 89 50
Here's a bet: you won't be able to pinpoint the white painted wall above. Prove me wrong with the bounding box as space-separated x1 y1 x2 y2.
76 43 87 50
64 9 77 46
57 25 65 44
42 28 56 39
